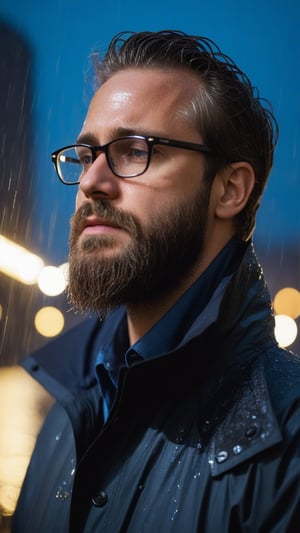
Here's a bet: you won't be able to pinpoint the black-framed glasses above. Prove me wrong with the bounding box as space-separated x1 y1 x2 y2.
51 135 213 185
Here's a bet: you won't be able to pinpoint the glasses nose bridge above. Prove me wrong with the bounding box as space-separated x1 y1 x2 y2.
89 143 112 172
78 144 120 198
91 143 107 159
93 139 123 176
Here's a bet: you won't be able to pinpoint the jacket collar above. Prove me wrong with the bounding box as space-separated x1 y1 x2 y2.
205 357 282 476
194 242 281 474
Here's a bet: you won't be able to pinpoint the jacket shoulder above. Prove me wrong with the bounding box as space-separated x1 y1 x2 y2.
21 317 101 393
205 346 300 477
264 346 300 416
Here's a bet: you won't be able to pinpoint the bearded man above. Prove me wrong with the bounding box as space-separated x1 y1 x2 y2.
11 31 300 531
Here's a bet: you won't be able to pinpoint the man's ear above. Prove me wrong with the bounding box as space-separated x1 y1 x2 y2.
215 162 255 219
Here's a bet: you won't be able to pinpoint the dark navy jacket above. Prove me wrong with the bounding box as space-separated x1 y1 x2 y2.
13 244 300 531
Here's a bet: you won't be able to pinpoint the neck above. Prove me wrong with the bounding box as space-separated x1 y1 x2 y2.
126 230 235 345
126 257 209 344
126 296 176 346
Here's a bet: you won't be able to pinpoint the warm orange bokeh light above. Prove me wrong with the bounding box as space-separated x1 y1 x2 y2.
34 306 64 337
273 287 300 319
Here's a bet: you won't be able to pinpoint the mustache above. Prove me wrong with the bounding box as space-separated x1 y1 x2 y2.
70 200 140 239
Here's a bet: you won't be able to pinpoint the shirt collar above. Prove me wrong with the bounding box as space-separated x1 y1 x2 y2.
95 308 128 385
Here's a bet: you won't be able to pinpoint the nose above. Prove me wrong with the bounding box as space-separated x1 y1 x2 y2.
78 152 120 200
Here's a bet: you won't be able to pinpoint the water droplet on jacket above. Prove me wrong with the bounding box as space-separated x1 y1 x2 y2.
216 450 229 463
170 445 180 463
193 472 201 479
261 431 269 440
260 402 267 414
245 425 258 439
55 481 71 501
171 509 179 521
232 445 243 455
204 419 210 430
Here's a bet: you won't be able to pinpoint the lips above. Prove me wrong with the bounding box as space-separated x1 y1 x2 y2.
71 201 139 243
81 215 122 235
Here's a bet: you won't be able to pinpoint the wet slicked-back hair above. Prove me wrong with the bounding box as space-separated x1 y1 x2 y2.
93 30 278 240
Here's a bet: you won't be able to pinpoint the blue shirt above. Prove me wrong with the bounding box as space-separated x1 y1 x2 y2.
96 238 246 421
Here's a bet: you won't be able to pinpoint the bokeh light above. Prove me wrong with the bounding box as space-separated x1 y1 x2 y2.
273 287 300 319
37 266 67 296
34 306 64 337
274 314 298 348
0 235 44 285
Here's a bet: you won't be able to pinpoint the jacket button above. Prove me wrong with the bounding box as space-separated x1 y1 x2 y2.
245 424 259 439
232 444 243 455
92 489 108 507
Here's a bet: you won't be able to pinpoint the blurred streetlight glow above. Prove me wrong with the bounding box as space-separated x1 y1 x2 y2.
0 235 44 284
274 287 300 319
37 265 67 296
34 306 64 337
274 314 298 348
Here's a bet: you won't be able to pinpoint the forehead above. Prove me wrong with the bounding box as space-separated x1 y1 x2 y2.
82 67 202 140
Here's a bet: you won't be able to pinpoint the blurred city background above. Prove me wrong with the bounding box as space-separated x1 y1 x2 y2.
0 0 299 365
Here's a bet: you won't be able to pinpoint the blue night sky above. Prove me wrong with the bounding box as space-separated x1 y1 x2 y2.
1 0 299 264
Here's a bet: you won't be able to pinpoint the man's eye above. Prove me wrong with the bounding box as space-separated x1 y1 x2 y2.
129 147 148 159
78 153 93 167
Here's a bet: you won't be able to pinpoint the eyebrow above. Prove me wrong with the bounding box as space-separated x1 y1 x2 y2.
76 127 138 145
76 127 164 146
76 132 100 145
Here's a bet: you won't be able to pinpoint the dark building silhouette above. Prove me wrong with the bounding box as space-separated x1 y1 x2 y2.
0 21 49 364
0 20 83 366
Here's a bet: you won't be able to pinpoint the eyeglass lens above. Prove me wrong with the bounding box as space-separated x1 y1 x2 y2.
57 138 150 182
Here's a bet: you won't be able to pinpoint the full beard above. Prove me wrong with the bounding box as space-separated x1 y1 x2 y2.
68 185 210 317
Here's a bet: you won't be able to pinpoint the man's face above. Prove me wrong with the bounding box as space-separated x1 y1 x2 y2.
68 68 215 315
